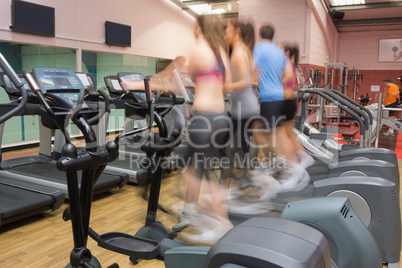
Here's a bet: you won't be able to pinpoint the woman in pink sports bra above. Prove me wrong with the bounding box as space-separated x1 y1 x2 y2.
178 14 233 244
120 15 233 244
281 41 314 169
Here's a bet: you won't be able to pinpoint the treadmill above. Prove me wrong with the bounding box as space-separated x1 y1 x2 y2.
0 67 128 197
0 53 65 228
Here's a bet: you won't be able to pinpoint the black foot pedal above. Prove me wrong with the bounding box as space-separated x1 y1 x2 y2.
97 232 160 260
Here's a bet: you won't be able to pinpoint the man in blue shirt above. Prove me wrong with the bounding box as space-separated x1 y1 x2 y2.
253 24 308 192
253 24 292 154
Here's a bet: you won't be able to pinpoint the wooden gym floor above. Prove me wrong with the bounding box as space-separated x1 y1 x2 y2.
0 130 401 268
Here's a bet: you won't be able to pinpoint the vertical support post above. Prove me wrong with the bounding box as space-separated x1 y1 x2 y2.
0 123 4 162
352 68 356 101
339 65 343 94
53 129 65 153
38 118 52 156
319 97 324 132
375 93 383 148
344 66 348 97
76 48 82 72
94 111 109 148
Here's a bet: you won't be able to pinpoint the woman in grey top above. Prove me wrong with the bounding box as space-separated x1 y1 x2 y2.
223 19 260 185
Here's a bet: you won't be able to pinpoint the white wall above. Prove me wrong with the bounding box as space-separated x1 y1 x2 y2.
239 0 337 67
309 11 330 66
307 0 339 59
339 31 402 70
0 0 195 60
3 0 398 72
240 0 307 53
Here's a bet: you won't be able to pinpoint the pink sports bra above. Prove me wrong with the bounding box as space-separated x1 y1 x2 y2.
194 54 226 84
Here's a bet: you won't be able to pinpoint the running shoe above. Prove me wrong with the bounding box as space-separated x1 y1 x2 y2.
277 161 310 192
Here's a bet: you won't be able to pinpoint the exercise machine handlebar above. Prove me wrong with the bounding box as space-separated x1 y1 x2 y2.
0 53 24 90
0 53 28 124
330 89 373 125
304 88 365 146
304 66 322 88
322 89 370 132
318 72 331 88
86 89 110 126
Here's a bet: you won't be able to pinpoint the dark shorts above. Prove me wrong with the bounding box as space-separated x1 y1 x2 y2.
260 100 286 128
386 101 399 108
385 101 399 116
186 111 230 179
282 99 297 121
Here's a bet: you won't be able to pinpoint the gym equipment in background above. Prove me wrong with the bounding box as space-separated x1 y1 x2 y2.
101 73 186 184
0 67 128 197
0 53 65 228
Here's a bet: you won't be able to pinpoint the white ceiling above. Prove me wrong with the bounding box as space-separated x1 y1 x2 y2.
325 0 402 32
171 0 402 33
171 0 239 18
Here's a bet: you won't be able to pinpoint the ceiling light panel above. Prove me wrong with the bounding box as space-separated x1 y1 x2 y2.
188 3 231 14
331 0 365 5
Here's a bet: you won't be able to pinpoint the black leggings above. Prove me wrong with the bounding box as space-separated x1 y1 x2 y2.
186 111 230 180
232 118 254 155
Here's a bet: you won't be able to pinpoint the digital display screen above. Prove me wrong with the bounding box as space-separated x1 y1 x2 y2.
53 78 70 86
105 21 131 47
44 71 69 76
12 0 55 37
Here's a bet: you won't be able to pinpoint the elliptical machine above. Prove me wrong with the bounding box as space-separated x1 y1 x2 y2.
23 70 119 267
25 73 183 267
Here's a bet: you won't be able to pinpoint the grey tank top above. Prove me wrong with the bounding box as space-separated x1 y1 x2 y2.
229 56 260 119
230 87 260 119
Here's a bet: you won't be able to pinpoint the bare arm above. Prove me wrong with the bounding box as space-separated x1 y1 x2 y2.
120 57 187 92
281 63 293 85
187 46 200 80
120 76 170 92
220 46 232 85
120 80 144 91
251 59 258 88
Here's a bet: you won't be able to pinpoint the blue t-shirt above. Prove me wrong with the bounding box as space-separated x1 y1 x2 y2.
253 40 288 102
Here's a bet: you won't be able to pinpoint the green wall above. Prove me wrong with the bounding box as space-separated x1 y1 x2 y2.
0 41 166 147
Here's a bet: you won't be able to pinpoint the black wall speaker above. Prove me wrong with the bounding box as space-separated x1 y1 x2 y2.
330 10 345 20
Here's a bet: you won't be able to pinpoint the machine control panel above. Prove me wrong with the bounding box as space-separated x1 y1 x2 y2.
31 67 87 108
52 92 82 107
32 67 83 93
